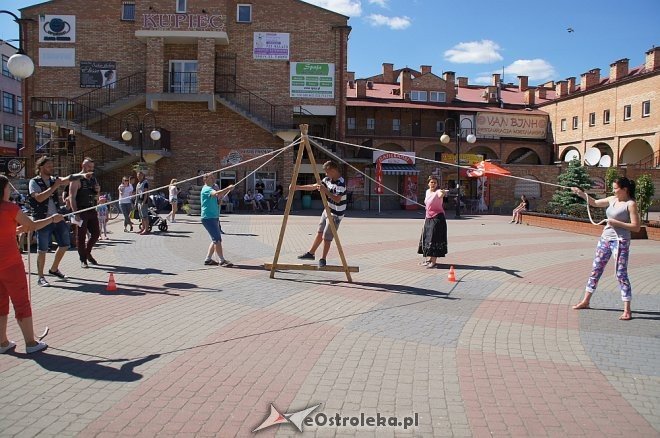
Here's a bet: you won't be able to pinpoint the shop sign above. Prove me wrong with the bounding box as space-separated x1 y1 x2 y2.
142 14 226 31
476 112 547 139
441 153 483 166
290 63 334 99
39 15 76 43
253 32 289 60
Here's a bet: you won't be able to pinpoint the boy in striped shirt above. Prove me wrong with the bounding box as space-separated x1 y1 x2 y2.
296 161 346 268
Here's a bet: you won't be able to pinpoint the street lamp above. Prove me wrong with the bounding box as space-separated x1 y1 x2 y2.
121 112 160 163
440 117 476 218
1 10 35 79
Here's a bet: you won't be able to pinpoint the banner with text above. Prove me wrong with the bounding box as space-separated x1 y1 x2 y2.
290 62 334 99
253 32 289 60
476 112 548 139
80 61 117 88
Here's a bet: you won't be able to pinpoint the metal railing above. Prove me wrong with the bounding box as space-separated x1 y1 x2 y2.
215 75 294 130
30 97 170 152
630 150 660 169
73 71 146 110
165 72 198 93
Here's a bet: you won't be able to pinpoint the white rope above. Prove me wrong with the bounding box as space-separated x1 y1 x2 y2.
307 137 425 208
310 135 608 225
66 138 300 217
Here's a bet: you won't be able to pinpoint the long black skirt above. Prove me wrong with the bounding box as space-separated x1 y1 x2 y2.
417 214 448 257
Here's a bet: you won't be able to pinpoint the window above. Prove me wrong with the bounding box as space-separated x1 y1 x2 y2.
121 2 136 21
623 105 631 120
237 4 252 23
366 118 375 130
572 116 578 130
392 119 400 131
2 55 14 79
17 127 23 146
169 60 198 93
436 121 445 133
410 90 427 102
429 91 446 103
642 100 650 117
3 125 16 142
560 119 567 131
347 117 356 130
588 112 595 126
3 92 15 113
603 109 610 124
176 0 187 13
17 96 22 116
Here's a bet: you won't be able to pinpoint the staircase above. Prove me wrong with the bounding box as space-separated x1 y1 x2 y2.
73 72 146 115
510 149 539 164
30 97 170 161
214 75 295 136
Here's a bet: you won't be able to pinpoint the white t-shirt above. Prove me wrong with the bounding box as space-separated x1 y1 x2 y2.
118 183 134 204
169 185 178 201
29 177 58 216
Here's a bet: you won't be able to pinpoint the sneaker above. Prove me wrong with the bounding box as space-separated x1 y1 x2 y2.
81 260 89 269
26 341 47 354
318 259 327 268
48 269 68 280
220 260 233 267
204 259 219 266
298 252 315 260
37 277 50 287
0 340 16 354
87 255 98 265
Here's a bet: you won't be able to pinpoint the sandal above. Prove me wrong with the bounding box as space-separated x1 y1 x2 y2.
426 262 437 269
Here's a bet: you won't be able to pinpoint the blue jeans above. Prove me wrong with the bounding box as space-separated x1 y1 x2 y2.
201 218 222 243
36 221 70 252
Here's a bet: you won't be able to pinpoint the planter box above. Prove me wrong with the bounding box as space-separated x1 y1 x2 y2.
521 212 655 240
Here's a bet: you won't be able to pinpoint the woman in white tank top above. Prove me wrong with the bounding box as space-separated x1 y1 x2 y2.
168 179 179 223
571 177 640 321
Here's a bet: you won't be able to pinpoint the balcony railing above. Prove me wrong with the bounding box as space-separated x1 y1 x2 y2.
73 71 146 110
165 72 198 93
630 150 660 169
30 97 170 152
215 75 294 130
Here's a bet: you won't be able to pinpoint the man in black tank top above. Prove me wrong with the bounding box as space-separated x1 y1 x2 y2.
69 158 101 268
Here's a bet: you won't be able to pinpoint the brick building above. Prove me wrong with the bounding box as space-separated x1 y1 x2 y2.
20 0 350 199
1 40 23 156
344 63 552 210
539 47 659 169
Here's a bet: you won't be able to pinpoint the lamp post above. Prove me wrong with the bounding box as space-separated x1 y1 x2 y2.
1 10 35 79
121 112 160 164
440 117 476 218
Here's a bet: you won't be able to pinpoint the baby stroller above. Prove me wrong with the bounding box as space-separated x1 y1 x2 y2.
139 206 168 232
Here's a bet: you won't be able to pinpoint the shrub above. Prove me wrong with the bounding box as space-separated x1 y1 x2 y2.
635 174 655 222
548 158 592 208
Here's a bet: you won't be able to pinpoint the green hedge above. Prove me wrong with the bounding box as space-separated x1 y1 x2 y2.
534 203 606 222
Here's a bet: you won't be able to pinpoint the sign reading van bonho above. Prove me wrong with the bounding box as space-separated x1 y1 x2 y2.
290 62 334 99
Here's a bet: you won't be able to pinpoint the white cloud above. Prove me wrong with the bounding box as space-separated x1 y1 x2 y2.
503 59 556 81
368 0 389 7
302 0 362 16
444 40 503 64
365 14 412 30
471 59 557 84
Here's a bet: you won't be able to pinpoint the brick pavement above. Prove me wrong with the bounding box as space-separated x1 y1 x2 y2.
0 212 658 437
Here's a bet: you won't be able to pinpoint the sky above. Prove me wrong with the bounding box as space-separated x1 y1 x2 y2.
2 0 659 86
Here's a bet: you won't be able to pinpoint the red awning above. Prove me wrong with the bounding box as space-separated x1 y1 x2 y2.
466 161 511 178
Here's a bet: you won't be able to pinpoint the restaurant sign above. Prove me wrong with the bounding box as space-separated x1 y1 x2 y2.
476 112 547 139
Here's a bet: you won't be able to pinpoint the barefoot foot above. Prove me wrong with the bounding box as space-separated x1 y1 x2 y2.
572 301 590 310
619 312 632 321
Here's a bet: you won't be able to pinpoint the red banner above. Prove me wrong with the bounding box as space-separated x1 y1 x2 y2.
375 162 384 194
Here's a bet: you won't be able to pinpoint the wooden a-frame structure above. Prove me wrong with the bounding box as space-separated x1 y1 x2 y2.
266 124 356 282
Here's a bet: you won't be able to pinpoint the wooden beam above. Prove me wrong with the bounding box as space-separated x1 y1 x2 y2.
264 263 359 273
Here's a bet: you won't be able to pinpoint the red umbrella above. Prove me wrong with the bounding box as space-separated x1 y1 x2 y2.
466 161 511 178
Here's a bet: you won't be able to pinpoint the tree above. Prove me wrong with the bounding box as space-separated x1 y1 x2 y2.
548 158 592 208
635 174 655 222
605 167 619 196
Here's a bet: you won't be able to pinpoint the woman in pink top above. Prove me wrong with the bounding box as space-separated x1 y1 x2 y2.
417 176 449 268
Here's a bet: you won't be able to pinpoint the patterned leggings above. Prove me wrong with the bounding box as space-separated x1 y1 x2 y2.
586 238 631 301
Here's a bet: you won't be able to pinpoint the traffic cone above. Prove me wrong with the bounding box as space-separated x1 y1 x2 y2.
106 272 117 291
447 266 456 283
